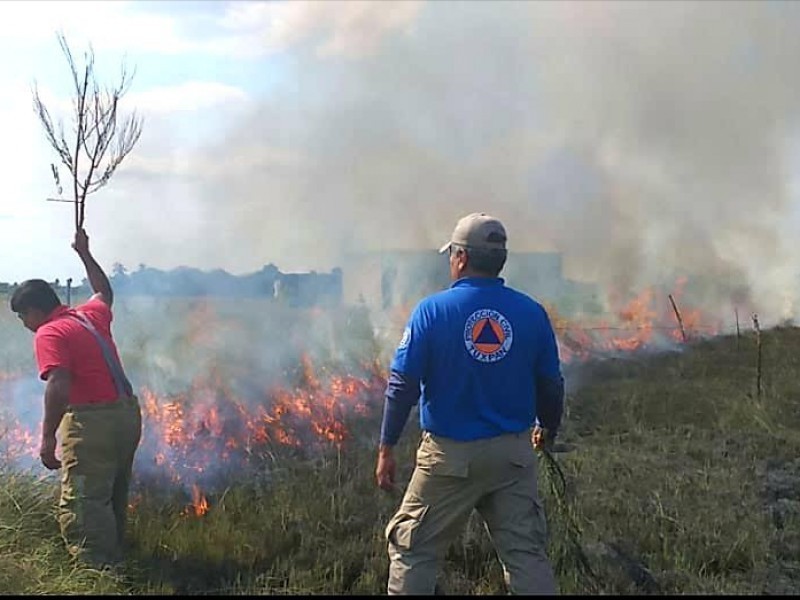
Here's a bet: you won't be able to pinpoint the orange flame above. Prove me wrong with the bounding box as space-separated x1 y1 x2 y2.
0 282 722 506
182 484 209 518
550 279 722 363
132 352 386 504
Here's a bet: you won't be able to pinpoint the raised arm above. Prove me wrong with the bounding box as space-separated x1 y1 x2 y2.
72 228 113 307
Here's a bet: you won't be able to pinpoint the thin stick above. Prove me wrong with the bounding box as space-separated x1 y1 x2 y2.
668 294 687 343
66 278 72 307
752 314 762 400
735 307 740 353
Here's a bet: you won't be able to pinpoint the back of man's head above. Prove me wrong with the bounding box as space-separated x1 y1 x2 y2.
466 246 507 277
440 213 508 277
10 279 62 315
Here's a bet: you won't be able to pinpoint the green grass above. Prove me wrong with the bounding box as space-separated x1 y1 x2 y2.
1 325 800 594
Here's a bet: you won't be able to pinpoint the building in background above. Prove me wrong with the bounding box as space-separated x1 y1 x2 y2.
342 250 601 317
341 251 449 310
273 269 343 308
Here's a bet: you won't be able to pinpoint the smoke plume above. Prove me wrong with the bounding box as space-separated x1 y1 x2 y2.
112 0 800 322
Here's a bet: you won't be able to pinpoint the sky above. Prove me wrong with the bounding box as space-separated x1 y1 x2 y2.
1 0 800 321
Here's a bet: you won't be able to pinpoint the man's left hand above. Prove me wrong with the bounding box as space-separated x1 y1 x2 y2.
39 436 61 470
532 426 555 451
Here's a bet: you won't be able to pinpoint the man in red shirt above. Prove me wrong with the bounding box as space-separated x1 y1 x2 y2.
10 228 141 568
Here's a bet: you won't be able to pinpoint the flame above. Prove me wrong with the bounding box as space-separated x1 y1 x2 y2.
133 352 386 505
0 281 723 508
182 484 209 518
0 346 386 517
549 279 722 363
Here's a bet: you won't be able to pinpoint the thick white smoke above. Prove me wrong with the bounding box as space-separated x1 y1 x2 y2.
107 0 800 323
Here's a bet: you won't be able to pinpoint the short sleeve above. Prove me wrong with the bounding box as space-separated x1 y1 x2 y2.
34 329 71 381
390 303 429 380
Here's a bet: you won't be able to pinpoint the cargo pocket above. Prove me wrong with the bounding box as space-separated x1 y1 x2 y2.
385 505 430 551
416 435 469 478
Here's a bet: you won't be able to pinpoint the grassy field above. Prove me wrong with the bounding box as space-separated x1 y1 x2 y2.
1 312 799 594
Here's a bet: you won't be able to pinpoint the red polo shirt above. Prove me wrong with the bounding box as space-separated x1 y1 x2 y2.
34 296 124 406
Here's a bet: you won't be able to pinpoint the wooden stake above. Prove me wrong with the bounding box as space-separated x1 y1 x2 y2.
668 294 687 343
752 313 762 400
735 307 740 353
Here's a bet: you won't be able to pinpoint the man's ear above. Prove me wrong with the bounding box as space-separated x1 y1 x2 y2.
458 249 469 269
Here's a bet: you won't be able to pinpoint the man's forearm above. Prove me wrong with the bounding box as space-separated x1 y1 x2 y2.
380 370 421 446
78 251 113 303
42 377 70 439
536 375 564 434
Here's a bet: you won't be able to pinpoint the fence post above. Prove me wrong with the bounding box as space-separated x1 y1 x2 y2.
752 313 762 400
668 294 687 343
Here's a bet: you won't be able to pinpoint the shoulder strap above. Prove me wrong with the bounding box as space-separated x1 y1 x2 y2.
68 312 134 397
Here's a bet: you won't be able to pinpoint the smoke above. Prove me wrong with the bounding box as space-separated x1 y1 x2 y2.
525 0 800 318
0 297 387 492
0 376 45 472
8 0 800 495
123 0 796 324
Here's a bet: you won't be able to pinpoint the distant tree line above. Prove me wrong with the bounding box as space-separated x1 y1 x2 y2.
0 264 343 308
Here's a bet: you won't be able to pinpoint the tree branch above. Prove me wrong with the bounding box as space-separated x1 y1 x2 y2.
32 31 143 231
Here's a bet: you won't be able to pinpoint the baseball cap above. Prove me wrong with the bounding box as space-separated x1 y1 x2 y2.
438 212 507 254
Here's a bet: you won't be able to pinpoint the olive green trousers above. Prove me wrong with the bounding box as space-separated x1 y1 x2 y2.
58 396 142 567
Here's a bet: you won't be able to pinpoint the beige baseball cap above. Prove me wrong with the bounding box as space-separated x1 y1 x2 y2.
438 212 507 254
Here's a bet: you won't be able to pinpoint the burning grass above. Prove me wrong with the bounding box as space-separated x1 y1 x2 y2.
133 353 384 505
548 277 727 363
0 292 798 594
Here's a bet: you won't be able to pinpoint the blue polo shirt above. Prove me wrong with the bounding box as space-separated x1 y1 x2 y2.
390 277 562 441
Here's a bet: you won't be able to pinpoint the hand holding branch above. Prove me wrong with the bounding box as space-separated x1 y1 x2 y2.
71 227 114 306
71 227 90 258
533 425 555 452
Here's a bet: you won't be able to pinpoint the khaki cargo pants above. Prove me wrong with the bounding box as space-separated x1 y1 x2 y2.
58 396 142 567
385 431 556 595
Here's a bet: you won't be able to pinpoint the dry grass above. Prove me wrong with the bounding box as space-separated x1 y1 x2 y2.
0 314 799 594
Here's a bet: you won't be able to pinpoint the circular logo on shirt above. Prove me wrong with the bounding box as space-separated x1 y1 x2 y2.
464 309 513 363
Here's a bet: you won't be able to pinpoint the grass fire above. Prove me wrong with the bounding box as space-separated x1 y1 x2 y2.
4 1 800 594
0 281 798 594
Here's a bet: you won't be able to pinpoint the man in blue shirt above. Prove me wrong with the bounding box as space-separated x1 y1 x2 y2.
376 213 564 595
